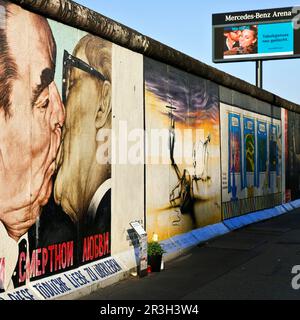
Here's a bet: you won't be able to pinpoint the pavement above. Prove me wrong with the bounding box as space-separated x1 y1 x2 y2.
80 209 300 300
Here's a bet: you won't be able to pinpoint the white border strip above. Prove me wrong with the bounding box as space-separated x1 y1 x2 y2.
224 51 293 59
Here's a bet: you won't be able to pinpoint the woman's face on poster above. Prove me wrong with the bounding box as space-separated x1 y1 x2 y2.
239 29 256 48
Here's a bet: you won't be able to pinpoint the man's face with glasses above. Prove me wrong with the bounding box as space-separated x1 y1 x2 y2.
55 38 112 223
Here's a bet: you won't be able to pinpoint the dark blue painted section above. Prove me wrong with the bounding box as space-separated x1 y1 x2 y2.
282 202 294 211
223 205 289 231
290 199 300 209
161 223 229 256
160 239 180 255
162 200 299 257
191 223 230 243
171 232 199 250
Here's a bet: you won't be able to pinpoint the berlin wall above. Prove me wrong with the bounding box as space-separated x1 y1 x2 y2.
0 0 299 299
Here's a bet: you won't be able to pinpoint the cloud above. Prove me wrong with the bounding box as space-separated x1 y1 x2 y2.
145 58 219 124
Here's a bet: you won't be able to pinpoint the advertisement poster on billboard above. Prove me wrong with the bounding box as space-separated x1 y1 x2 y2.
213 7 300 63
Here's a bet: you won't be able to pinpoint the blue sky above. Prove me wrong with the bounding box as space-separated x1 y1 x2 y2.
75 0 300 105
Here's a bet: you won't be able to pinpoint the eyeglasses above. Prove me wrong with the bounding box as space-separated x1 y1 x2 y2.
62 50 107 105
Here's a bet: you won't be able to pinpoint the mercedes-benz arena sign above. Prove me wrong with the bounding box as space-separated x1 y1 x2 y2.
213 6 300 63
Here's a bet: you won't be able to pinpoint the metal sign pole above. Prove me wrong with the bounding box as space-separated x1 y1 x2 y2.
130 221 148 278
256 60 263 89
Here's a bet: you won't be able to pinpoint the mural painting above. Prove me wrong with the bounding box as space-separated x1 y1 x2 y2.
220 103 283 219
145 58 221 241
0 1 111 292
287 111 300 200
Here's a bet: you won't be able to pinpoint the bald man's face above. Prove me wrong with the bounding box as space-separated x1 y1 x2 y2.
0 5 65 241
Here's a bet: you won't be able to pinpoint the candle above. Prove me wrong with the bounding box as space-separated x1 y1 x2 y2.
152 233 158 242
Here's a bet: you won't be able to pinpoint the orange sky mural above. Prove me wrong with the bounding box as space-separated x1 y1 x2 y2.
145 58 221 241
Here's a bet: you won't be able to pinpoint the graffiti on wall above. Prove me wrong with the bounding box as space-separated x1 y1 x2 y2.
220 103 283 219
145 58 221 241
0 1 111 292
287 111 300 200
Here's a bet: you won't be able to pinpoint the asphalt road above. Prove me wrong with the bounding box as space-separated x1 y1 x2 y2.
81 209 300 300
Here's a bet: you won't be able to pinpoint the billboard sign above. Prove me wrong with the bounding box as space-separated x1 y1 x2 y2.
213 7 300 63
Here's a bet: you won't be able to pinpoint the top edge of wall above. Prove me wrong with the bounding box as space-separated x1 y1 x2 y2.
10 0 300 114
